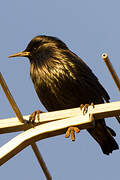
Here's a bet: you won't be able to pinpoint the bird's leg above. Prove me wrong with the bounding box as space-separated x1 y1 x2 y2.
65 103 94 141
29 110 43 123
80 102 94 115
65 127 80 141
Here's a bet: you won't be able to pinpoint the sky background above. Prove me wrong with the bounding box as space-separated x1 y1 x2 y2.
0 0 120 179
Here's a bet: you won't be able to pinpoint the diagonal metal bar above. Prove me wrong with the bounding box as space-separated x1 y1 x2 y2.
31 143 52 180
102 53 120 91
102 53 120 123
0 72 24 122
0 72 51 180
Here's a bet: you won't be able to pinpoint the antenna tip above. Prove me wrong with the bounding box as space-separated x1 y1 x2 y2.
102 53 108 60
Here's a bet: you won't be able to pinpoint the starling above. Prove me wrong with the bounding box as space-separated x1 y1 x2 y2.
9 35 119 155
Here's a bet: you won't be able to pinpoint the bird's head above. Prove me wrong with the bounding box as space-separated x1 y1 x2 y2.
8 35 68 62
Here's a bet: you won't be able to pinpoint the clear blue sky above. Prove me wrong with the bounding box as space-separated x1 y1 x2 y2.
0 0 120 179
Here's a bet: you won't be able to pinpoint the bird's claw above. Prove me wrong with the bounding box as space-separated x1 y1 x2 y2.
80 104 89 115
90 102 95 108
80 102 94 115
65 127 80 141
29 110 43 123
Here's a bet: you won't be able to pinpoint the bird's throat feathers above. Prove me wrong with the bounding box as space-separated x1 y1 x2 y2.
30 48 77 92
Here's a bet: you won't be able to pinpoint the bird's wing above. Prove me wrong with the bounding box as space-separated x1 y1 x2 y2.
63 50 110 103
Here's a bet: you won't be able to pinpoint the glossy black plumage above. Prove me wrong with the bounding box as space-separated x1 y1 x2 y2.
9 35 119 155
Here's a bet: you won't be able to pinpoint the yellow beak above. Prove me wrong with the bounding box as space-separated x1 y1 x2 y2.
8 51 30 58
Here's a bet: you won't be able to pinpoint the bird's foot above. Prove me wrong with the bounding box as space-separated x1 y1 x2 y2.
29 110 43 123
65 127 80 141
80 102 94 115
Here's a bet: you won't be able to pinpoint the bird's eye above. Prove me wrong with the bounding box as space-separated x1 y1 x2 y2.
32 42 41 52
33 47 37 51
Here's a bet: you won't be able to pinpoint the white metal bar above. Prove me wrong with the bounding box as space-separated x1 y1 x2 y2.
0 113 93 165
0 101 120 134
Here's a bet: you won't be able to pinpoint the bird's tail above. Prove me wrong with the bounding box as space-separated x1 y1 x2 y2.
87 119 119 155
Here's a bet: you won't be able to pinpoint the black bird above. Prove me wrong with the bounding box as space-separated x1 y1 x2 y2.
9 35 119 155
